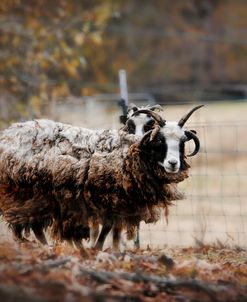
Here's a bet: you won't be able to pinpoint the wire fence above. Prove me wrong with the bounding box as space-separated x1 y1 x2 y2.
0 98 246 248
50 98 247 249
139 122 247 248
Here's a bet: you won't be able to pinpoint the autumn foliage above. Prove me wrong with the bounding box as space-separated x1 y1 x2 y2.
1 0 247 120
0 241 246 302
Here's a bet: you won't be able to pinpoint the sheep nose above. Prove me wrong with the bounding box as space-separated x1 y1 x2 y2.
168 159 178 168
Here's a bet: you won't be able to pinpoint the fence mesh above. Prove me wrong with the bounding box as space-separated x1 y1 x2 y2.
139 121 247 248
53 99 247 248
0 99 246 248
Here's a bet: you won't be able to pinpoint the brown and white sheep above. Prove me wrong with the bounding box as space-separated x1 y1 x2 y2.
0 105 203 250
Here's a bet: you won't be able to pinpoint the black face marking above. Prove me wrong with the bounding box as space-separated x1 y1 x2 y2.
127 119 136 134
141 133 167 165
179 140 186 170
143 119 155 132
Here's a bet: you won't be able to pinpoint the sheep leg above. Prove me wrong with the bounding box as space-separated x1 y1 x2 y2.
11 224 29 242
31 222 48 245
112 226 122 251
94 218 113 250
134 224 140 249
90 223 100 247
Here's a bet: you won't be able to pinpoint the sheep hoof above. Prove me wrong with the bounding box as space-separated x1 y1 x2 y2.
14 237 30 244
94 242 104 251
112 245 120 252
73 240 89 257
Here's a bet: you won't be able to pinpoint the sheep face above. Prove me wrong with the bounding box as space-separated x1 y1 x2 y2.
124 104 162 136
135 105 203 174
139 124 188 174
158 122 187 173
126 115 155 136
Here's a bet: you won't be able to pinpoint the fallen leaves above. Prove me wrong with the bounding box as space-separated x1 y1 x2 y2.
0 241 246 302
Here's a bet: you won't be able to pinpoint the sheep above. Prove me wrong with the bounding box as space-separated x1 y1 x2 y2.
122 103 163 136
0 105 203 250
118 103 164 248
0 121 137 246
93 105 203 250
90 103 164 249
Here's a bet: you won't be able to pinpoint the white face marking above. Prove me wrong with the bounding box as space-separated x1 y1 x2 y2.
131 114 152 137
158 122 186 174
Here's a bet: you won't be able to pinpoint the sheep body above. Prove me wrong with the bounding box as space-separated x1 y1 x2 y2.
0 119 136 244
0 118 188 247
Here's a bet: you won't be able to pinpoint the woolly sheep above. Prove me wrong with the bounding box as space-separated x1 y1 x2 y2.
91 103 164 249
94 105 203 249
123 103 163 136
0 105 203 250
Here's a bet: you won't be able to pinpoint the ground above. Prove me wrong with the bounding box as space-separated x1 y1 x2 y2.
0 241 246 302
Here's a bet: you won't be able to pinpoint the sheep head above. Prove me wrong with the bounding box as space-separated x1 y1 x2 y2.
123 103 163 136
133 105 203 174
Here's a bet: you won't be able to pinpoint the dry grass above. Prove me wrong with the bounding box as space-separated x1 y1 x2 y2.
0 241 246 302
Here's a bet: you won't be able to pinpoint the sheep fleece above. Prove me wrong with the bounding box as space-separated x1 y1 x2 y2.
0 119 188 243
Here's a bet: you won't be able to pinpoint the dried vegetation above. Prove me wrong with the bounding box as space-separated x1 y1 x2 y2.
0 241 246 302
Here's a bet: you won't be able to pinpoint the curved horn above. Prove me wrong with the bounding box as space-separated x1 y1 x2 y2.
150 126 160 141
184 130 200 157
178 105 204 128
139 126 160 148
139 129 153 148
132 109 166 127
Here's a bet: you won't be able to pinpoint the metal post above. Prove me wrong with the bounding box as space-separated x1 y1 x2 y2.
118 69 129 124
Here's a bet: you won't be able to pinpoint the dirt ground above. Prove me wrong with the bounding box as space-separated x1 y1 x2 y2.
0 241 246 302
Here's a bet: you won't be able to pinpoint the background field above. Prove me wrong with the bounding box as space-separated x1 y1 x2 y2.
1 100 246 249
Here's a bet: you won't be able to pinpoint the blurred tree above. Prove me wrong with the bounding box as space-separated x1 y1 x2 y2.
0 0 246 120
0 0 116 117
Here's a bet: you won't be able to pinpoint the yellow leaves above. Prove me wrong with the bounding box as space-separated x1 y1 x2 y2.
1 0 117 105
60 41 73 56
94 3 113 28
30 95 42 117
6 57 20 67
51 84 69 99
74 33 85 46
90 32 102 45
0 0 21 13
12 35 20 48
63 58 79 78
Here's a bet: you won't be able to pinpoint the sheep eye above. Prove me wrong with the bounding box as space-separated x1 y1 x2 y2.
144 120 155 132
144 125 152 132
127 120 136 134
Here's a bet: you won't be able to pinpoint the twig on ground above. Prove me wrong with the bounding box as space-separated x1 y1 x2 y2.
79 267 221 302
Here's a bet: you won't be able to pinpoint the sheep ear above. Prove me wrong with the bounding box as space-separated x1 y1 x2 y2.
128 103 139 113
120 115 128 125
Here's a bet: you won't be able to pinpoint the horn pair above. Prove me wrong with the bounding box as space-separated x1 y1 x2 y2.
131 109 166 127
133 105 204 157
